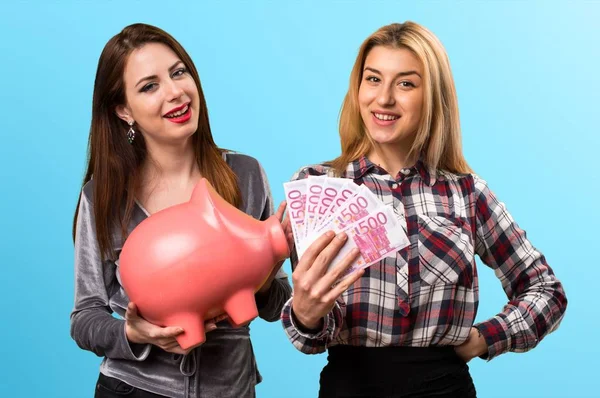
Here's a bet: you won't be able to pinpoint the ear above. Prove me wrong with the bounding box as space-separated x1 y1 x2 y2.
115 104 133 124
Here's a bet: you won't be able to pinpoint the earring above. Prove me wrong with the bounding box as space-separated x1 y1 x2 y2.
127 120 135 144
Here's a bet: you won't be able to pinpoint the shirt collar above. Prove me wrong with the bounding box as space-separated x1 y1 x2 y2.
345 154 436 186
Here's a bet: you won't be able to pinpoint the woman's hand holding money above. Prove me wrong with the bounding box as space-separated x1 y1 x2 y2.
291 231 364 331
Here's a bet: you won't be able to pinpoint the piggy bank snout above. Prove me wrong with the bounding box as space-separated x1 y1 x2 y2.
264 215 290 265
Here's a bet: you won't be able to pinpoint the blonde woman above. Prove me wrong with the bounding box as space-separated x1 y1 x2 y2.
281 22 567 397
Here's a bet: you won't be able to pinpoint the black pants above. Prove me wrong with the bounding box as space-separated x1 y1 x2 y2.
318 346 477 398
95 373 167 398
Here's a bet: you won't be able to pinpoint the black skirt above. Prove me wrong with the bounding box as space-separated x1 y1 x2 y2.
318 345 477 398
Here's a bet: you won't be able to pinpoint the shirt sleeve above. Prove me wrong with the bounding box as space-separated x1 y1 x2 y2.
471 175 567 360
70 191 151 361
255 162 293 322
280 166 345 354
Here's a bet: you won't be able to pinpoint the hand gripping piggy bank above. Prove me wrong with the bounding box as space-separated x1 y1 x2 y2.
119 178 289 350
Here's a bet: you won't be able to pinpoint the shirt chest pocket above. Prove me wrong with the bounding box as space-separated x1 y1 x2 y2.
416 214 474 287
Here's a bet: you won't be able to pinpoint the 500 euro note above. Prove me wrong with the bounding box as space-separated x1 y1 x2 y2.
283 179 308 249
315 179 360 230
329 205 410 281
303 176 327 240
300 182 378 258
322 185 382 232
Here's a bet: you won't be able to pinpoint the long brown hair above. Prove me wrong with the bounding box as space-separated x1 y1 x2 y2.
331 22 471 175
73 23 241 259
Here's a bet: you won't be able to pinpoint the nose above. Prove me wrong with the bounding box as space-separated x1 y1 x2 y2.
376 84 395 107
166 80 185 102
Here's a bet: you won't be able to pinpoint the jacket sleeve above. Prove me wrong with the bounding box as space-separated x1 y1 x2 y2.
70 191 151 360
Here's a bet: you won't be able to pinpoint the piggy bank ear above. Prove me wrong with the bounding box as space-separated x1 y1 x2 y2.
190 178 212 204
190 178 228 212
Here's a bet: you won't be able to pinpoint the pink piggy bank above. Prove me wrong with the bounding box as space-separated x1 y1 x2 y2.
119 178 289 350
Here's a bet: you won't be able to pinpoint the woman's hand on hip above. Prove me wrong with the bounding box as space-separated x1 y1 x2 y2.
454 327 488 362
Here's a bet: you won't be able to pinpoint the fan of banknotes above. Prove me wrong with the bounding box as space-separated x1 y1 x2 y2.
283 176 410 279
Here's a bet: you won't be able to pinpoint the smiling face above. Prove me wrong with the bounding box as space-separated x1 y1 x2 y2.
116 42 200 145
358 45 424 152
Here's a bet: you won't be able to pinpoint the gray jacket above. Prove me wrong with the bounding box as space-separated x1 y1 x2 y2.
70 152 292 398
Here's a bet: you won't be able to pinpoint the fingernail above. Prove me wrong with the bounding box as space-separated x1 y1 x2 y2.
326 231 335 237
337 233 347 240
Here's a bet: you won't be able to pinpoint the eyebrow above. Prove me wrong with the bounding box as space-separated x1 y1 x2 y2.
135 60 185 88
363 66 421 79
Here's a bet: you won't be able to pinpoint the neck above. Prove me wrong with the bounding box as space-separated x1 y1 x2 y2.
141 137 200 187
367 142 417 178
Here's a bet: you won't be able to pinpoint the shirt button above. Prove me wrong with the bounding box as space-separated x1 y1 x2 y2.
401 168 411 175
398 301 410 316
391 183 398 189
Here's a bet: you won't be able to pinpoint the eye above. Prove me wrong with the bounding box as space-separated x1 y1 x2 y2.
140 82 158 93
365 75 380 83
398 81 415 88
172 67 187 78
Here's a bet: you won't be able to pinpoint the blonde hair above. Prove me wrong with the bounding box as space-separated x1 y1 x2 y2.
330 21 472 175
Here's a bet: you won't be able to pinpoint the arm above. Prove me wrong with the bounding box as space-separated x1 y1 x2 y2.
281 168 346 354
70 192 151 360
472 176 567 360
256 267 292 322
280 244 348 355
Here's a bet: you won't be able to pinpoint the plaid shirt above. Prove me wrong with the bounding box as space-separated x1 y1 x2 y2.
281 156 567 360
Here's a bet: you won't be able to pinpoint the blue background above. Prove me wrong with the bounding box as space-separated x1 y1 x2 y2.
1 1 598 397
